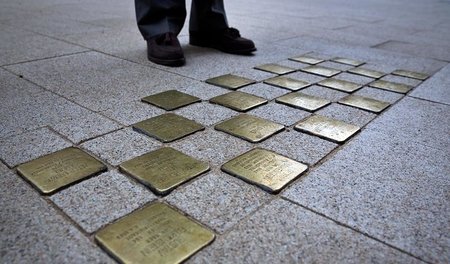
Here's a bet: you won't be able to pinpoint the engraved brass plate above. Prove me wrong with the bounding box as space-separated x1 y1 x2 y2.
205 74 256 90
263 76 310 91
347 67 385 79
210 91 267 112
222 148 308 193
141 90 200 111
133 113 204 142
301 65 341 77
17 147 106 194
95 202 215 264
276 92 330 111
338 94 390 113
295 115 360 143
331 57 364 67
120 147 209 195
254 63 296 75
391 69 429 80
369 80 412 94
318 78 362 92
215 114 284 143
289 55 324 65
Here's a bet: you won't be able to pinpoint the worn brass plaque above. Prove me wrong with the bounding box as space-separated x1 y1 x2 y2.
276 92 330 111
95 202 215 264
133 113 204 142
289 55 324 65
318 78 362 92
120 147 209 195
17 147 106 194
369 80 412 94
338 94 390 113
263 76 310 91
295 115 360 143
222 148 308 193
301 65 341 77
331 57 365 67
210 91 267 112
141 90 200 111
392 69 429 80
205 74 256 90
347 67 385 79
215 114 284 143
254 63 296 75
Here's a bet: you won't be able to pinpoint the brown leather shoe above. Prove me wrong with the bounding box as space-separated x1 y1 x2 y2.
147 32 185 67
189 28 256 54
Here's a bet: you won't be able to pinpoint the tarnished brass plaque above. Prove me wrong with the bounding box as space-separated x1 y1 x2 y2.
276 92 330 111
318 78 362 92
331 57 364 66
210 91 267 112
17 147 106 194
289 55 324 65
141 90 200 111
133 113 204 142
254 63 296 75
120 147 209 195
301 65 341 77
392 69 429 80
338 94 390 113
348 67 385 79
205 74 256 90
222 148 308 193
295 115 360 143
215 114 284 143
95 202 215 264
369 80 412 94
264 76 310 91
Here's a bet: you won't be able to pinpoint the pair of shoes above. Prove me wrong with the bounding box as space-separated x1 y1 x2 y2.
190 27 256 54
147 32 185 67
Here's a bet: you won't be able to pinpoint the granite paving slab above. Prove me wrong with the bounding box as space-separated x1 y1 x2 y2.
410 63 450 105
174 102 238 127
300 85 349 102
238 83 290 100
248 102 311 126
354 87 404 104
316 103 377 127
99 100 165 126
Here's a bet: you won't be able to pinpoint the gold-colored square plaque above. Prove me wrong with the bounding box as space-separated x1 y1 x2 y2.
289 55 324 65
295 115 360 143
338 94 390 113
209 91 267 112
133 113 204 142
276 92 330 111
391 69 429 80
301 65 341 77
347 67 386 79
222 148 308 193
263 76 310 91
331 57 365 67
120 147 209 195
318 78 362 92
369 80 412 94
95 202 215 264
215 114 284 143
205 74 256 90
254 63 296 75
141 90 200 111
16 147 106 194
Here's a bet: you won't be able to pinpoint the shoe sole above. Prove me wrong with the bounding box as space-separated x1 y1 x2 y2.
189 40 257 55
148 55 185 67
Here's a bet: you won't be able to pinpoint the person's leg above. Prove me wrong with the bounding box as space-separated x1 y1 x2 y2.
189 0 228 33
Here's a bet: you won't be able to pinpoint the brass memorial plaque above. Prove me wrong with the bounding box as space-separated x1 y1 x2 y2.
289 55 324 65
133 113 204 142
95 202 215 264
338 94 390 113
141 90 200 111
120 147 209 195
210 91 268 112
391 69 429 80
215 114 284 143
347 67 385 79
205 74 256 90
369 80 412 94
331 57 364 67
264 76 310 91
276 92 331 111
222 148 308 193
318 78 362 92
17 147 106 194
295 115 360 143
254 63 296 75
301 65 341 77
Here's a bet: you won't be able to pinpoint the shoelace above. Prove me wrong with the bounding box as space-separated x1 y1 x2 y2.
224 27 241 38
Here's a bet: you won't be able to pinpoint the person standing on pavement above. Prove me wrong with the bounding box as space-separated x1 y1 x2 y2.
135 0 256 67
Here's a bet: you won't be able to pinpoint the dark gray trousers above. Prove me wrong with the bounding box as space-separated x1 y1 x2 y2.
135 0 229 40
